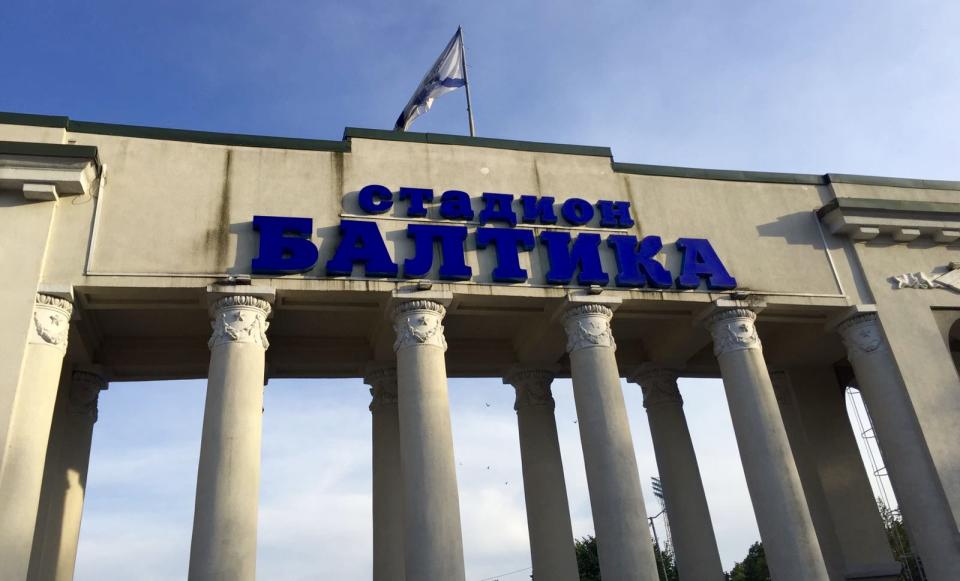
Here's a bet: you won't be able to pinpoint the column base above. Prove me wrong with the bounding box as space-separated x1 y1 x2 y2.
844 562 905 581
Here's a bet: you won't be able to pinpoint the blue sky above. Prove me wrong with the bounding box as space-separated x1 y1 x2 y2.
4 1 958 579
5 1 959 178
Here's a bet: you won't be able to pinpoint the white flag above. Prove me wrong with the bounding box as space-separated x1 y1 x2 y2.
395 28 466 131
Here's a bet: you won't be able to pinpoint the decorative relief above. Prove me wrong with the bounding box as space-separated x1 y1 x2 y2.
29 294 73 352
365 366 399 411
629 366 682 409
893 263 960 292
562 303 616 353
705 308 761 356
893 272 937 289
505 369 556 411
392 300 447 352
836 313 886 358
69 370 107 422
208 295 272 350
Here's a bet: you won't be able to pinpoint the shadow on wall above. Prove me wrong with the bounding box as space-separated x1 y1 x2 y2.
227 221 255 275
754 211 826 247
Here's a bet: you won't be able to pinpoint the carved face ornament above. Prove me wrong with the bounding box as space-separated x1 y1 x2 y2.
725 320 756 347
34 311 68 345
408 315 441 342
577 319 609 345
852 326 882 353
222 310 261 340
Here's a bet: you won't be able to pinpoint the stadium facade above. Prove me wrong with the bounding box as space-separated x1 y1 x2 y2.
1 112 959 580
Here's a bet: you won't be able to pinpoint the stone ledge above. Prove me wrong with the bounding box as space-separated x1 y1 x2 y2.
819 197 960 244
0 145 99 198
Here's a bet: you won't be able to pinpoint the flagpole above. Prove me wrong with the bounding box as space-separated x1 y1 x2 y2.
458 25 477 137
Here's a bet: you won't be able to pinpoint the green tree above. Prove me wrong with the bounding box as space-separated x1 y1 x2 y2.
574 536 678 581
652 542 679 581
877 500 924 580
574 536 601 581
726 542 769 581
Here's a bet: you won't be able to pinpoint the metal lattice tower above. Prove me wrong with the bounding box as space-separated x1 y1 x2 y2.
845 385 925 581
649 476 673 578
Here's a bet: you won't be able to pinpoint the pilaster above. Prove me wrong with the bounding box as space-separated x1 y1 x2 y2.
833 310 960 580
0 293 75 581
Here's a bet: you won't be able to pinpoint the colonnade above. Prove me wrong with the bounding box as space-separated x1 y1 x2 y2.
3 291 959 580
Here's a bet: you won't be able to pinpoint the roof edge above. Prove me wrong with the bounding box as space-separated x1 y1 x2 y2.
2 111 958 190
817 197 960 219
0 140 99 163
343 127 613 157
613 162 826 185
0 111 348 153
826 173 960 191
0 112 70 128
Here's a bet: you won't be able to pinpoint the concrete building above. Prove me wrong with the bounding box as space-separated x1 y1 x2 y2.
0 110 958 580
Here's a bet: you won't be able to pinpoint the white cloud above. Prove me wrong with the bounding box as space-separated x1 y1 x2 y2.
74 373 802 579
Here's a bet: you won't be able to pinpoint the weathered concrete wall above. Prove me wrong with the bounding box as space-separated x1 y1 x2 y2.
0 126 861 302
2 115 959 578
0 193 58 478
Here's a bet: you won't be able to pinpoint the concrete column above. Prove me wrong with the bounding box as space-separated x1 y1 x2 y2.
188 294 272 581
704 306 830 581
628 365 724 581
769 371 846 581
0 293 73 581
834 311 960 580
785 366 901 581
561 301 660 581
27 370 107 581
391 299 465 581
504 369 579 581
365 365 405 581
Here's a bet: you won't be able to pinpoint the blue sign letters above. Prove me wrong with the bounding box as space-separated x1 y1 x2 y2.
251 186 737 290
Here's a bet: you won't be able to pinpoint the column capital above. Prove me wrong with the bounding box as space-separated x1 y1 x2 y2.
703 307 761 356
628 365 683 408
365 365 399 411
392 300 447 352
29 293 74 352
561 303 616 352
69 370 108 423
834 312 888 359
208 294 273 350
504 368 556 411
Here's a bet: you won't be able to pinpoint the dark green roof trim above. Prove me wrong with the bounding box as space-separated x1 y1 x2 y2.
826 173 960 191
613 162 826 185
0 111 349 153
343 127 613 157
70 120 349 152
2 111 958 188
0 140 99 162
0 112 70 128
817 197 960 219
613 164 960 190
